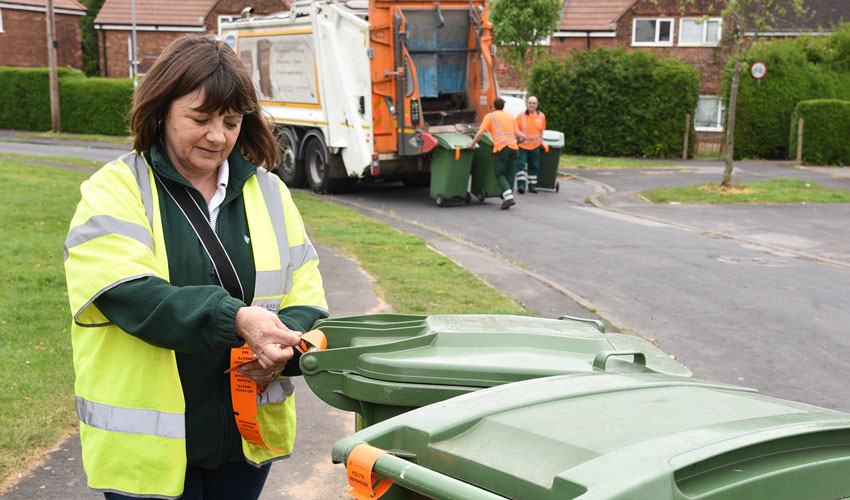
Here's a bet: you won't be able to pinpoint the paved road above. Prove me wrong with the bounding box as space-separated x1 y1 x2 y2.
330 161 850 412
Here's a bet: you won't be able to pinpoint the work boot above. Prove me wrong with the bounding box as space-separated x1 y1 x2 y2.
518 187 525 194
529 186 537 193
500 199 512 210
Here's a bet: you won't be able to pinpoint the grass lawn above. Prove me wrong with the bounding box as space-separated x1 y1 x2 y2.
0 152 101 170
641 178 850 204
0 158 526 490
559 154 677 169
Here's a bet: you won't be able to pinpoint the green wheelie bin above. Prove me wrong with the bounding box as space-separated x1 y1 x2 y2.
333 372 850 500
429 133 474 206
469 132 502 202
300 314 691 430
537 129 565 192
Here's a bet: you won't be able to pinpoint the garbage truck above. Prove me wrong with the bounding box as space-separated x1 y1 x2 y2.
221 0 500 193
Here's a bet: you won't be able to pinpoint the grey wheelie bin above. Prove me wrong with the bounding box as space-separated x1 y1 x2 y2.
300 314 691 430
537 129 565 192
469 132 502 202
429 133 474 206
333 372 850 500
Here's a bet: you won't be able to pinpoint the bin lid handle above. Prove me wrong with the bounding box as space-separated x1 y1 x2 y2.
347 443 394 499
593 350 647 371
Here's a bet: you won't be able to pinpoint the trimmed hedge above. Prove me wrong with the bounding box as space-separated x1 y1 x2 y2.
726 24 850 160
0 66 133 135
528 48 699 158
789 99 850 166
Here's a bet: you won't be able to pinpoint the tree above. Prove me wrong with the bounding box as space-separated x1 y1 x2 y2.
80 0 106 76
490 0 561 92
673 0 805 186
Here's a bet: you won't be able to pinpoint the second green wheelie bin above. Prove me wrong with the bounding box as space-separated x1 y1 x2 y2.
429 133 474 206
300 313 691 429
333 372 850 500
469 132 502 202
537 129 565 192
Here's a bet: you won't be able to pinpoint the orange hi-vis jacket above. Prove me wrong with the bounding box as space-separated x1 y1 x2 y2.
517 111 546 150
481 110 520 152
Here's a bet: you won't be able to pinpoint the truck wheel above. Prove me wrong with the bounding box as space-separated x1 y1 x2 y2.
304 136 332 193
274 127 304 188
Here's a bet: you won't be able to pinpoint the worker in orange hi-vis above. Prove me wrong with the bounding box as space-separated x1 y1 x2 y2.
515 96 546 194
471 98 525 210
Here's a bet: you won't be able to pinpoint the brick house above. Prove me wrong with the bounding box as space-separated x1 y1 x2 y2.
499 0 850 154
93 0 291 78
0 0 86 69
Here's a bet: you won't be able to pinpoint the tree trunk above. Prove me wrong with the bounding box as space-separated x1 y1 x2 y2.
721 56 742 187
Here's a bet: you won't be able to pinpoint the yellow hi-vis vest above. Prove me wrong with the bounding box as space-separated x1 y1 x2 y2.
64 152 327 498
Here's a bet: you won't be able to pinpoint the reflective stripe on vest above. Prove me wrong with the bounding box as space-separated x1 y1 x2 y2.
520 113 543 148
490 112 517 150
76 396 185 439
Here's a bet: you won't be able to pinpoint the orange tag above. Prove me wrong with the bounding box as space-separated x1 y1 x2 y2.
544 143 550 153
346 444 393 499
454 147 460 161
229 346 283 452
296 329 327 354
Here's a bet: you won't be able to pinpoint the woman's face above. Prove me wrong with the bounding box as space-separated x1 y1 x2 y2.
163 90 243 178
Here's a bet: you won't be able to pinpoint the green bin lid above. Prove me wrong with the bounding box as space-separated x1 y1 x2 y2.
333 373 850 500
433 132 473 150
542 129 565 148
301 314 691 414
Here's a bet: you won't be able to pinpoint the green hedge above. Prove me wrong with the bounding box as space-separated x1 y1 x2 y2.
528 48 699 158
726 24 850 159
0 66 132 135
789 99 850 166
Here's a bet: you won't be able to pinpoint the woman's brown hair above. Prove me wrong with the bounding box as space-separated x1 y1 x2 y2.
129 34 277 169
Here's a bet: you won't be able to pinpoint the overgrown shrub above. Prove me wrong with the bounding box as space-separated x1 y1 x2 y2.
726 24 850 159
789 99 850 166
529 48 699 158
0 66 132 135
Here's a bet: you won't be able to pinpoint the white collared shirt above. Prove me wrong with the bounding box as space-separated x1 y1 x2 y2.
208 159 229 229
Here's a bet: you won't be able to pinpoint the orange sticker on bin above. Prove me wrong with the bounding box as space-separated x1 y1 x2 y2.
296 329 327 354
346 444 393 499
543 143 550 153
454 146 461 161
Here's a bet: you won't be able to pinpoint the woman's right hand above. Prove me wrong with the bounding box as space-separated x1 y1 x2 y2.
235 306 302 369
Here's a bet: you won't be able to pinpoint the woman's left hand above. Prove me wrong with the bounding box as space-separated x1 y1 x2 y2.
238 359 286 386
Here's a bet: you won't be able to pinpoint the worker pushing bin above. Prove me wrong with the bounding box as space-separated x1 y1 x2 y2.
429 133 474 206
333 372 850 500
469 132 503 202
536 129 565 192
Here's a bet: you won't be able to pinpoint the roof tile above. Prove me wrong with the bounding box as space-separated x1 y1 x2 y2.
93 0 217 26
3 0 87 11
559 0 635 31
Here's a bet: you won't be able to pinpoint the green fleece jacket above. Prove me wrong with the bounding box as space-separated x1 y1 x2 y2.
94 142 327 469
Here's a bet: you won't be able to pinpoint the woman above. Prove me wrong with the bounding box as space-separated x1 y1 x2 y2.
64 35 328 499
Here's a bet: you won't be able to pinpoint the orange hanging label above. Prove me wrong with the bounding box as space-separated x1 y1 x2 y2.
543 143 550 153
346 444 393 500
229 346 283 452
454 147 461 161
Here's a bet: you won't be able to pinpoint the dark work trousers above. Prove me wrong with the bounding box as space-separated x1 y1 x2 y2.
517 147 540 190
103 461 271 500
493 147 518 200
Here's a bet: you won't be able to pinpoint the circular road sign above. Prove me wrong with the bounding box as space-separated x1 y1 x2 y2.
750 61 767 80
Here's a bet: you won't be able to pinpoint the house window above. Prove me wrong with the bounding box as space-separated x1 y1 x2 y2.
632 18 674 46
679 18 722 46
0 9 4 33
694 96 724 132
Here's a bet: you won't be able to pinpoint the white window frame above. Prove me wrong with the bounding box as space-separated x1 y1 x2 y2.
678 17 722 47
693 95 725 132
631 18 674 47
0 8 4 33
